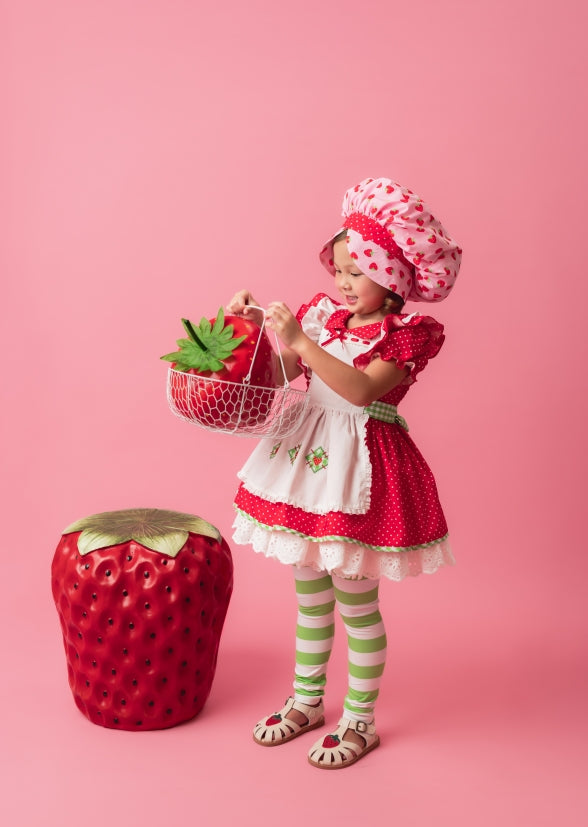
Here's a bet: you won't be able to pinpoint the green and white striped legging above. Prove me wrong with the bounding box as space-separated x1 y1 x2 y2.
293 567 387 723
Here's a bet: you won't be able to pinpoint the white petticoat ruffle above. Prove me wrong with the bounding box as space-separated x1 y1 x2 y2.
232 512 455 582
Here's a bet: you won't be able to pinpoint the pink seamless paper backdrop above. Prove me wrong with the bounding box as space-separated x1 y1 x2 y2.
2 0 587 825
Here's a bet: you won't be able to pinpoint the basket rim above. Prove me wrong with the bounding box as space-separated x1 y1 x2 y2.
167 366 306 394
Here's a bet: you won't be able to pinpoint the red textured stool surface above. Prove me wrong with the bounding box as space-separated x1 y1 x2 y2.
51 508 233 730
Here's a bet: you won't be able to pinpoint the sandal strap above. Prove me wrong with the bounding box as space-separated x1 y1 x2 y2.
338 717 376 737
289 697 324 719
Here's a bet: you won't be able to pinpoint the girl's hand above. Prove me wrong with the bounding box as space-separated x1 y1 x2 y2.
226 290 264 326
265 302 305 350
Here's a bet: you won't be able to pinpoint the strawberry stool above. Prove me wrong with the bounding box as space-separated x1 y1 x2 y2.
51 508 233 730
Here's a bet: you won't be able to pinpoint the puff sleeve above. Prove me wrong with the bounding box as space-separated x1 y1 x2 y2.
353 313 445 382
294 293 342 384
295 293 341 342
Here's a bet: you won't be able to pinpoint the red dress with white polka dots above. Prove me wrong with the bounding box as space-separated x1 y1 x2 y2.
232 294 454 581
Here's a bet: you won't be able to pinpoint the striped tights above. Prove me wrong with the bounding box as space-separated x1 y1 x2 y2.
292 567 387 724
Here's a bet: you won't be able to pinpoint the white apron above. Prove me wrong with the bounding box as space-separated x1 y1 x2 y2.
237 325 383 515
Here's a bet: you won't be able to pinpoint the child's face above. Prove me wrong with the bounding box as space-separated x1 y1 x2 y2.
332 240 389 319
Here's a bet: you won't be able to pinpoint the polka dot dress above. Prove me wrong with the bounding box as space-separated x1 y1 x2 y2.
232 294 454 581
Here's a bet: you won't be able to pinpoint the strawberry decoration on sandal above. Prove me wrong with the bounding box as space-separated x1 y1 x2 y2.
162 308 277 429
51 508 233 730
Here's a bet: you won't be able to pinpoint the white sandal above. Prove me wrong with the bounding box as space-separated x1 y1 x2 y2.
308 717 380 769
253 697 325 747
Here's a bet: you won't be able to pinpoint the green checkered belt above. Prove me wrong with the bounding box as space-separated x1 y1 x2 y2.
364 401 409 431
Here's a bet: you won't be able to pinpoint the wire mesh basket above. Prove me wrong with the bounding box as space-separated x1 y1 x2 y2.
165 306 310 438
167 370 309 438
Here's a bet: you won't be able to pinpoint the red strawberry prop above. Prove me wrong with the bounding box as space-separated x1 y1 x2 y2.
51 508 233 730
162 308 277 429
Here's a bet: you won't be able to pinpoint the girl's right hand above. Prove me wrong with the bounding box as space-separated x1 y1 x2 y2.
226 290 264 325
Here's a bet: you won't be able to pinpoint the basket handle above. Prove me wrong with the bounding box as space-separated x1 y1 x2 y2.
243 305 292 388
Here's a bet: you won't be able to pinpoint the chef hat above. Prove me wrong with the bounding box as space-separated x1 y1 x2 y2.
319 177 462 302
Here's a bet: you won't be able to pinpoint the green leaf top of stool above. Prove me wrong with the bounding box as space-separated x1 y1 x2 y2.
62 508 221 557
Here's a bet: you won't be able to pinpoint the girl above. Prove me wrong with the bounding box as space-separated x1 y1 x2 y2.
227 177 461 769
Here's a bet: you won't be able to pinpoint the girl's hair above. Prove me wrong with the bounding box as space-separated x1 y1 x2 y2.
331 229 405 313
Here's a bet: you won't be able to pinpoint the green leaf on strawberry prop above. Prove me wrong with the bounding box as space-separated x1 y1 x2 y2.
63 508 220 557
161 308 247 374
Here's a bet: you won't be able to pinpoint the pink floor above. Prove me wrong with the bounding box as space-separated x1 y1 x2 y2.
2 536 587 827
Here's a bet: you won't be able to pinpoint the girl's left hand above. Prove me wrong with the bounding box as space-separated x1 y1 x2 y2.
266 302 304 349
